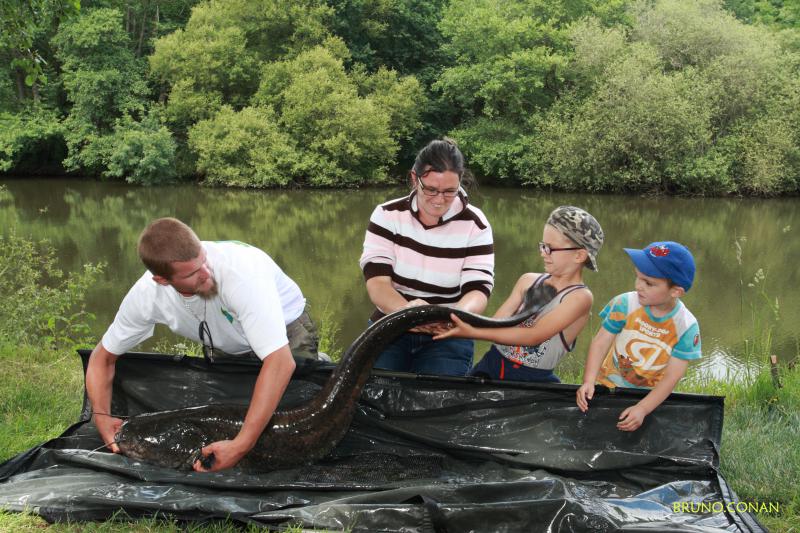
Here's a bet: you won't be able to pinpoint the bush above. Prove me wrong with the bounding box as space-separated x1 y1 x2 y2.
526 45 714 191
191 43 424 187
0 108 64 173
0 233 103 350
189 105 301 187
521 0 800 194
102 112 178 185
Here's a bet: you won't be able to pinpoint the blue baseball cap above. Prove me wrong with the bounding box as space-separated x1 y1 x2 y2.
623 241 696 291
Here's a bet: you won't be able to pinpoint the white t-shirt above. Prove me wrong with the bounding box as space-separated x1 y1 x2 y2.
101 241 306 359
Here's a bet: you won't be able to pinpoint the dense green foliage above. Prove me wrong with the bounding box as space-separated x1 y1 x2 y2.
0 230 102 349
526 0 800 194
1 0 799 193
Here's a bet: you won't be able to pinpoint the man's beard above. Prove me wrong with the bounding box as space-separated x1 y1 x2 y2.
197 280 218 299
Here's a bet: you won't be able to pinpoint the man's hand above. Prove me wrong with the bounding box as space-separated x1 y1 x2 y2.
576 383 595 413
94 415 123 453
86 342 122 452
617 405 647 431
193 439 249 472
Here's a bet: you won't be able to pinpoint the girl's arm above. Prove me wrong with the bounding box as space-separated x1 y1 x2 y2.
435 286 592 347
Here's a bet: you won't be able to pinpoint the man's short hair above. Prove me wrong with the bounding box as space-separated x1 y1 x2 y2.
137 218 202 278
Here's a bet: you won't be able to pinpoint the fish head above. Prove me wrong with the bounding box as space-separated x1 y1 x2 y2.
521 281 558 314
115 412 209 471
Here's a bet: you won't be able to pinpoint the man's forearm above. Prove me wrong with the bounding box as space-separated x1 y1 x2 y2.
86 342 116 417
234 345 296 450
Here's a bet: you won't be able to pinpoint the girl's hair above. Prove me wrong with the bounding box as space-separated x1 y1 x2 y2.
137 217 202 278
411 137 475 189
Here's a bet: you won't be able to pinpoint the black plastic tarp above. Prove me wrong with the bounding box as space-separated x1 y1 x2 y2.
0 350 766 532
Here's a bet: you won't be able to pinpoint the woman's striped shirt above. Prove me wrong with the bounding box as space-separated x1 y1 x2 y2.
359 190 495 319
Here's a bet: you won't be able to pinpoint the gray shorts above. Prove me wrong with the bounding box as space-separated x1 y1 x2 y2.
285 307 320 360
210 305 322 361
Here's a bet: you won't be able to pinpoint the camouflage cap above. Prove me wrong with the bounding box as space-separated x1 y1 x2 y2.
546 206 604 271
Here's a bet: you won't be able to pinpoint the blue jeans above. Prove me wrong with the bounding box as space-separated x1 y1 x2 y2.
468 345 561 383
374 331 474 377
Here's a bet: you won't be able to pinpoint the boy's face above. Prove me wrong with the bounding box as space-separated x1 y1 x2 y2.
633 269 684 307
540 224 586 274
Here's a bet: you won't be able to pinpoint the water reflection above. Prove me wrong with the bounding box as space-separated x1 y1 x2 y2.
1 178 797 381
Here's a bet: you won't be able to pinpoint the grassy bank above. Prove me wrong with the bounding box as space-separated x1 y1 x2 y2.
1 341 798 532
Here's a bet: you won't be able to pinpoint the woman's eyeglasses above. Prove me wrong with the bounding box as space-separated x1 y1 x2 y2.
199 320 215 363
539 242 582 255
416 175 460 198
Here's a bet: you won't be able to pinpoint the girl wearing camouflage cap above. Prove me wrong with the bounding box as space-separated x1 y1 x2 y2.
435 206 604 383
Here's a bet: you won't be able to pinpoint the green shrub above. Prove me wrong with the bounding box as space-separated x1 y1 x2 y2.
521 0 800 194
191 43 424 187
189 106 301 187
0 108 64 173
102 112 178 185
0 233 103 350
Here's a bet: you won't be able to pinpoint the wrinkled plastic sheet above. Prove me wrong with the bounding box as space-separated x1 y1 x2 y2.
0 350 766 532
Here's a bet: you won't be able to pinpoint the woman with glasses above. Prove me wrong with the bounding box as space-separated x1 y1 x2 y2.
359 138 495 376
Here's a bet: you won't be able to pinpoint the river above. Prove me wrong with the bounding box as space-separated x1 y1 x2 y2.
1 178 797 381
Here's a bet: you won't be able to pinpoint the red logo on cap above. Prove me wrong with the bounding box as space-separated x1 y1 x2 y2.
649 245 670 257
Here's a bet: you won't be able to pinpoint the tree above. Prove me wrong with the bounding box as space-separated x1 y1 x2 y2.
52 7 177 183
81 0 199 57
149 0 333 177
436 0 627 182
524 0 800 194
0 0 80 103
192 42 424 187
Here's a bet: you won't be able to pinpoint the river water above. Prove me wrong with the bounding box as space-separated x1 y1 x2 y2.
1 178 797 380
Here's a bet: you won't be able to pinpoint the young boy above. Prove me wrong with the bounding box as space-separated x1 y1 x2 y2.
576 241 701 431
435 205 603 383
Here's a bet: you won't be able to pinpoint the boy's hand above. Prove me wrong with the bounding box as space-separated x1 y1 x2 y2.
432 313 475 340
576 383 594 412
617 405 647 431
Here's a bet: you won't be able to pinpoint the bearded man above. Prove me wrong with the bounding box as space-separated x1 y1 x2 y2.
86 217 320 471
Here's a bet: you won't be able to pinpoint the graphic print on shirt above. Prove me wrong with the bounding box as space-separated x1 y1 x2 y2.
597 292 700 389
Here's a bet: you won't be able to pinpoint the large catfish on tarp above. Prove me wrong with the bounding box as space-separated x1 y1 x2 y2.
115 283 558 471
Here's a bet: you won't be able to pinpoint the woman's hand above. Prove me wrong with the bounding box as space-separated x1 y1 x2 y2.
432 313 476 340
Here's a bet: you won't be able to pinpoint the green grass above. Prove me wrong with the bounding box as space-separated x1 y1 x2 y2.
0 342 84 458
681 364 800 532
314 304 344 362
2 342 798 532
0 510 310 532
